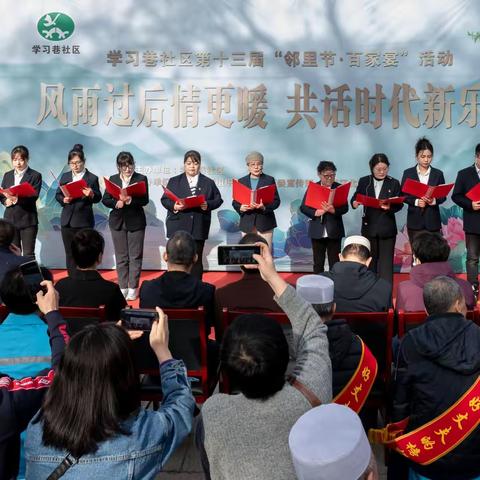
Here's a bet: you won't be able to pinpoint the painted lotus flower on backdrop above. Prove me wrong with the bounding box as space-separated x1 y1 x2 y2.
394 225 412 273
441 216 465 251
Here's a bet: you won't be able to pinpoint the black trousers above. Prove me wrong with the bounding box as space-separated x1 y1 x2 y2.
366 236 395 284
192 240 205 279
466 233 480 287
311 237 341 273
13 225 38 258
61 227 83 276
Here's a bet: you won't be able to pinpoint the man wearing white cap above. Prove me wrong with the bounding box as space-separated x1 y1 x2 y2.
289 403 378 480
320 235 392 312
296 275 362 403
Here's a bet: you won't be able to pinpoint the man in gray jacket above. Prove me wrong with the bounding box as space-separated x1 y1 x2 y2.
198 243 332 480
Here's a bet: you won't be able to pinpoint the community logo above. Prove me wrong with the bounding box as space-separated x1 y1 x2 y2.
37 13 75 41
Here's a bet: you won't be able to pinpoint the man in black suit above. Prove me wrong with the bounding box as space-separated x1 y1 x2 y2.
55 145 102 275
55 229 127 322
0 220 28 297
232 151 281 249
300 161 348 273
400 137 446 245
139 230 216 332
452 143 480 296
0 146 42 258
161 150 223 278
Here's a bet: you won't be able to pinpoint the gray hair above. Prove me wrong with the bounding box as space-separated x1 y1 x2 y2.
245 151 264 165
423 276 464 315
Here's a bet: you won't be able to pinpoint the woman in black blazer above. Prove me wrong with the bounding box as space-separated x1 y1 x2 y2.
102 152 149 301
0 145 42 258
400 137 446 246
351 153 403 284
55 144 101 275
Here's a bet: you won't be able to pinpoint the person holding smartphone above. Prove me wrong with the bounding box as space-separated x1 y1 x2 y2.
0 145 42 258
55 144 102 275
102 152 149 301
400 137 446 246
161 150 223 278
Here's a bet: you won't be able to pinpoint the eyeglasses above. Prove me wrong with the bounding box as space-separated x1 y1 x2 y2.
69 161 84 166
320 173 336 179
248 162 263 168
120 164 134 170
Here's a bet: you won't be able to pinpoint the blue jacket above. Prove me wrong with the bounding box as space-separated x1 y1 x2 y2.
0 313 51 379
25 359 195 480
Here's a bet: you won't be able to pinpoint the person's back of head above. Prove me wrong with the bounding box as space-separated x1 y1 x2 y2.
0 266 52 314
340 236 371 267
164 231 197 272
0 219 16 249
39 323 140 458
71 228 105 270
423 276 467 316
289 403 377 480
412 232 450 264
296 275 335 320
221 314 289 399
239 233 268 273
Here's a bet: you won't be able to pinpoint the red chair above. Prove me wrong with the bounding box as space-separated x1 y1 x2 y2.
58 305 107 336
132 307 210 404
398 308 476 338
0 304 8 323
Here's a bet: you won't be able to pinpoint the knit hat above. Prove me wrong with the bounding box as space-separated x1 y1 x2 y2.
289 403 372 480
296 275 334 304
245 151 264 165
343 235 371 252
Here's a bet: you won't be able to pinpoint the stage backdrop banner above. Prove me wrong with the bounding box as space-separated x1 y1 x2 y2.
0 0 479 271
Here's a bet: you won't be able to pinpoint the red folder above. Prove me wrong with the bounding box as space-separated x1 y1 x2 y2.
232 180 276 206
0 182 36 197
104 177 146 200
356 193 406 209
305 182 351 209
466 182 480 202
402 178 454 199
61 179 88 199
162 186 206 208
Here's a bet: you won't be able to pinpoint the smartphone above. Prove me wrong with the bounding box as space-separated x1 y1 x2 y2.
121 308 158 331
20 260 45 302
217 244 261 265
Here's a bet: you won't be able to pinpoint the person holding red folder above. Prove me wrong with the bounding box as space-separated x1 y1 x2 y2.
0 145 42 258
400 137 447 246
452 143 480 297
300 161 348 273
55 144 101 275
161 150 223 278
102 152 149 301
232 151 280 249
351 154 403 284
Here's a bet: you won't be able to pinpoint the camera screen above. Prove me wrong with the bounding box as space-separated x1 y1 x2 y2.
20 261 44 299
217 245 261 265
126 316 152 330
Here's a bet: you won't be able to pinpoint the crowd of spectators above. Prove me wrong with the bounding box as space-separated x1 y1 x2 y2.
1 217 480 480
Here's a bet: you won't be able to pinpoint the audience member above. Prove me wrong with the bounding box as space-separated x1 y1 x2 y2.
198 243 331 480
0 219 28 293
0 266 53 378
55 228 127 322
296 275 361 398
140 230 215 330
289 403 378 480
215 233 281 327
321 235 392 312
391 276 480 480
396 231 475 311
25 308 195 478
0 281 67 480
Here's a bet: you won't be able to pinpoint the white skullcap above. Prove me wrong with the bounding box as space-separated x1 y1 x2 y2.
289 403 371 480
296 275 334 304
245 151 264 164
343 235 371 252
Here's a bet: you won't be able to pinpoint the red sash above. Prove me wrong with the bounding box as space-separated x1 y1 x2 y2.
332 337 378 413
369 376 480 464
